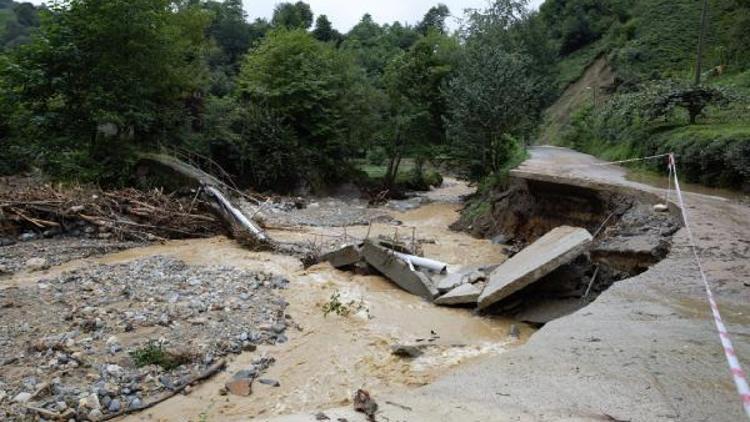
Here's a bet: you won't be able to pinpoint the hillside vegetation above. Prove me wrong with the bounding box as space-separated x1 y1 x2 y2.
537 0 750 191
0 0 38 49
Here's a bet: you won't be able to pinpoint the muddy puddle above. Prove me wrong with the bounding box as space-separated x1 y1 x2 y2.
3 178 531 421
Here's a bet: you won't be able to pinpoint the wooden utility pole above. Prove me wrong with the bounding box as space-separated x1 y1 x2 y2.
694 0 710 85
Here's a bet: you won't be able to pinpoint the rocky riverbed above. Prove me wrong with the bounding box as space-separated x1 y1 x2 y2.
0 256 292 420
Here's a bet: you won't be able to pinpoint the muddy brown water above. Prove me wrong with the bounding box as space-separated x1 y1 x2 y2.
4 178 531 421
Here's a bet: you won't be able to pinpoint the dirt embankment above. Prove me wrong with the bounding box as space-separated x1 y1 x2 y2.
537 56 616 145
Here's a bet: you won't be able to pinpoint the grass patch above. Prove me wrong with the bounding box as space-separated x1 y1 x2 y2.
130 342 192 370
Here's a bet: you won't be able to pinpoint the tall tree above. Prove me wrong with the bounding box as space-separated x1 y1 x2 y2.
312 14 340 43
445 0 547 180
236 29 363 188
271 1 313 30
416 4 450 35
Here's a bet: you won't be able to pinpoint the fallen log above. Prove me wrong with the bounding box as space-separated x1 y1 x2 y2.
138 153 271 246
101 360 226 421
205 186 268 244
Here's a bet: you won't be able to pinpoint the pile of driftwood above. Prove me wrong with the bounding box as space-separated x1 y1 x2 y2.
0 177 225 241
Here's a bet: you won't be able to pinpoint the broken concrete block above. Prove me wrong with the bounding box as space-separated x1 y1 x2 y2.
478 226 593 310
362 241 439 301
435 271 467 293
320 244 362 268
435 264 498 293
435 282 484 306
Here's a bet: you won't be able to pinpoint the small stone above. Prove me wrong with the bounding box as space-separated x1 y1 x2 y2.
89 409 104 421
225 378 253 397
391 344 424 358
105 364 124 377
242 342 257 352
272 323 286 334
129 397 143 409
13 392 32 403
79 393 101 410
19 232 36 242
105 336 119 346
258 379 280 387
25 257 49 271
0 390 6 401
108 399 121 412
315 412 330 420
233 369 257 380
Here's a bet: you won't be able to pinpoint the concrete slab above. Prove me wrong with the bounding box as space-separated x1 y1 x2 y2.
478 226 592 309
435 264 499 293
435 282 485 306
320 245 362 268
362 241 439 301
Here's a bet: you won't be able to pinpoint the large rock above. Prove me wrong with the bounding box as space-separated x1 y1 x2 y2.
362 241 439 301
435 282 485 306
478 226 592 310
320 244 362 268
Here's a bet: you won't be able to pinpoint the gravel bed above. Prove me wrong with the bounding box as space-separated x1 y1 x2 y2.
0 256 291 420
0 237 144 276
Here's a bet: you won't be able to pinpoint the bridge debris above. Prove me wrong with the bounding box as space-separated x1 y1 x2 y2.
478 226 593 310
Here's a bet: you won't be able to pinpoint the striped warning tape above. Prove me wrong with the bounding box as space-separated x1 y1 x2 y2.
669 153 750 419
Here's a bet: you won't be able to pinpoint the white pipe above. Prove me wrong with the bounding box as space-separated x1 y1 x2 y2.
206 186 268 242
393 251 447 274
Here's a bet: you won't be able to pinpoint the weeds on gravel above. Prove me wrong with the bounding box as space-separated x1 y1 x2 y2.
130 342 190 370
322 291 351 317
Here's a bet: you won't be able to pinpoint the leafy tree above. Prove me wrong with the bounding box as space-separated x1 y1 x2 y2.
0 0 210 182
236 30 364 188
445 0 547 180
416 4 450 35
312 14 341 43
379 30 458 186
204 0 252 66
271 1 313 30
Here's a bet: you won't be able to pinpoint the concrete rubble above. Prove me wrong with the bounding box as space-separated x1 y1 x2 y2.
478 226 593 310
362 241 440 301
320 244 362 268
434 282 486 306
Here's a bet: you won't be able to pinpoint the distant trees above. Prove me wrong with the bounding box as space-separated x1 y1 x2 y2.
0 0 554 191
271 1 313 30
416 4 450 35
312 14 341 43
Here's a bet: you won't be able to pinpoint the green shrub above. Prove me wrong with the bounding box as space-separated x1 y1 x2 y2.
130 342 191 370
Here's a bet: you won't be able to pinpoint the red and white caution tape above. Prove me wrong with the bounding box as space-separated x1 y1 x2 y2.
669 153 750 419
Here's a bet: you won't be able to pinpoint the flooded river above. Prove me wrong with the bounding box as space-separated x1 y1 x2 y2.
1 178 529 421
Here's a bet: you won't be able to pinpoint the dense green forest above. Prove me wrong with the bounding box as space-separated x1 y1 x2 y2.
0 0 748 192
